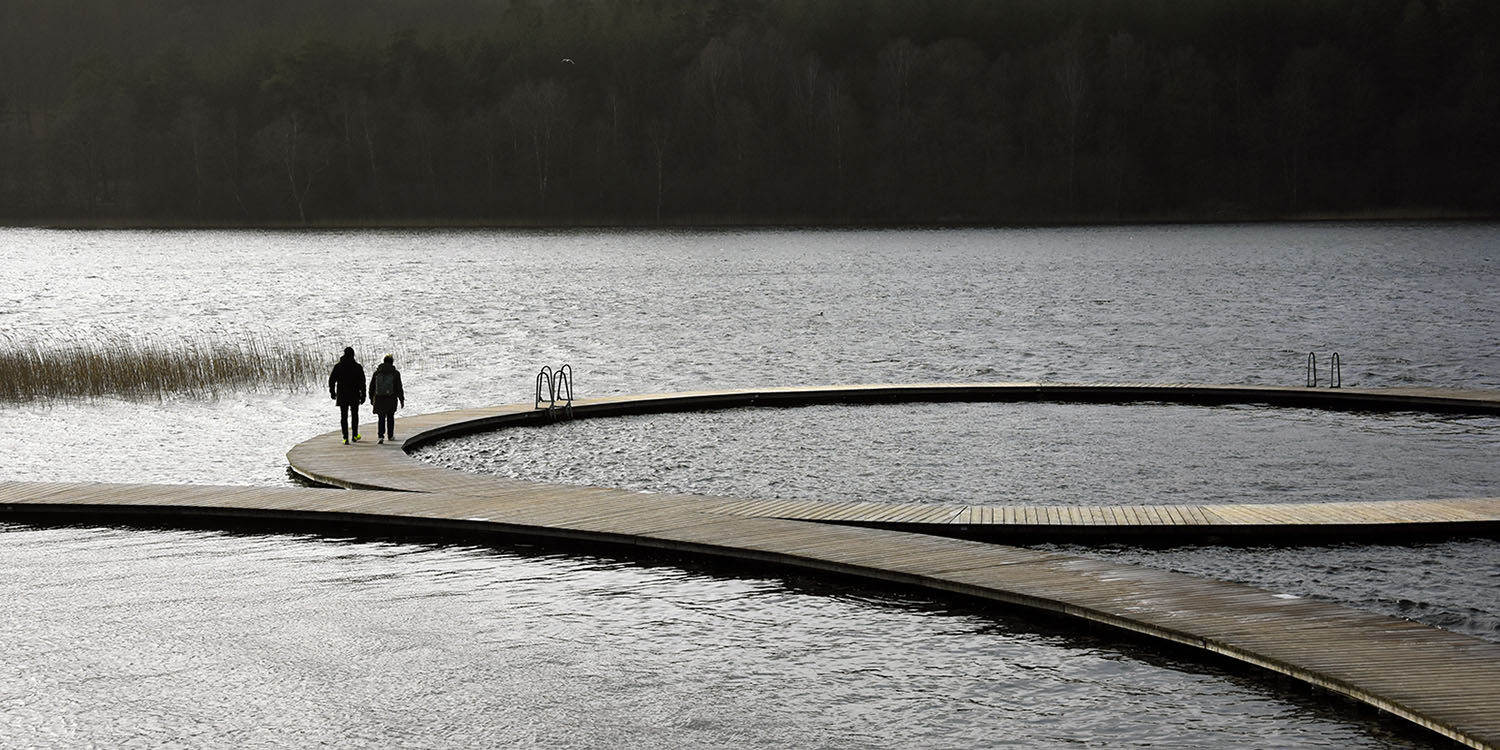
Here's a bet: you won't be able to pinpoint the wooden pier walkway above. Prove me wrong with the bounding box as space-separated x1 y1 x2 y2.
287 382 1500 542
701 495 1500 541
2 478 1498 749
7 383 1500 747
290 382 1500 746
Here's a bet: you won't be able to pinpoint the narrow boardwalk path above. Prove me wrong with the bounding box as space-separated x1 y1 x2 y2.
281 382 1500 746
2 479 1498 749
701 495 1500 540
287 382 1500 541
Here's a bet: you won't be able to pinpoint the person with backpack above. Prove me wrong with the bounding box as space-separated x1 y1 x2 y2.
369 353 406 444
328 347 367 445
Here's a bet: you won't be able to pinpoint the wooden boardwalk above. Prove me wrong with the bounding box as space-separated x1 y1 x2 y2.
2 478 1498 749
287 382 1500 541
284 382 1500 745
700 495 1500 541
7 383 1499 746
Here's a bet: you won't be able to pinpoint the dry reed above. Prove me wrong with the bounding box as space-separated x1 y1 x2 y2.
0 331 327 402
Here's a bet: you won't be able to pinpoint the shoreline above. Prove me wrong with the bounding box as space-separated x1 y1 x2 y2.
5 208 1494 232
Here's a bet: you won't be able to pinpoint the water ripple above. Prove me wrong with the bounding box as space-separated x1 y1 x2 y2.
0 524 1443 748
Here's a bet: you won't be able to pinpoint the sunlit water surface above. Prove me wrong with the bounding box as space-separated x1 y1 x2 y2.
2 224 1497 746
0 523 1438 749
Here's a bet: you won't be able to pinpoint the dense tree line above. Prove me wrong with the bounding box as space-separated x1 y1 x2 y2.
1 0 1496 225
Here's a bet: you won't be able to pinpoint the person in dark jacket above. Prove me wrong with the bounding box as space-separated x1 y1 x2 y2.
368 353 406 444
328 347 366 444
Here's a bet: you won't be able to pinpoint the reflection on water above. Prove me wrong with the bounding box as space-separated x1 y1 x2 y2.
0 523 1437 749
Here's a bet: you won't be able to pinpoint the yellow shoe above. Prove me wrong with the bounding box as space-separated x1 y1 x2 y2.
352 434 362 442
342 438 349 445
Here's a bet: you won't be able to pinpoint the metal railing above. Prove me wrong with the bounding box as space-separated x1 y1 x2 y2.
1305 352 1342 388
556 364 574 405
535 364 574 416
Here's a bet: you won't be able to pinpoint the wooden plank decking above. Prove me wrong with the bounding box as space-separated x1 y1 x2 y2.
2 478 1498 749
696 495 1500 541
283 382 1500 745
287 382 1500 541
9 383 1500 746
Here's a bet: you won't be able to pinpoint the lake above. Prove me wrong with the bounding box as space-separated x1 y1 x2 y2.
2 223 1497 747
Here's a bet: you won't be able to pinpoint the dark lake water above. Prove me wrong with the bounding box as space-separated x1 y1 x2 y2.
2 223 1497 747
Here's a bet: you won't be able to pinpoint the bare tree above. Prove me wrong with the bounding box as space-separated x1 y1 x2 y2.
1047 26 1089 209
505 79 570 214
254 112 330 223
646 117 671 221
1101 33 1145 212
172 97 215 217
877 37 918 116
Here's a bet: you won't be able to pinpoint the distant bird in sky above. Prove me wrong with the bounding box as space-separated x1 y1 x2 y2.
561 58 575 65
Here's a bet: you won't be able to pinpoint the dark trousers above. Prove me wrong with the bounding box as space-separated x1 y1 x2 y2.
377 411 395 439
340 404 360 439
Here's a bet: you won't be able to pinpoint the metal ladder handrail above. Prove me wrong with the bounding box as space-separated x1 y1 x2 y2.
534 364 574 416
1305 351 1342 389
555 364 574 406
535 366 555 409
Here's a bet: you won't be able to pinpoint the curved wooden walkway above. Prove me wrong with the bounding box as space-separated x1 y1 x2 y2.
2 478 1498 749
8 383 1500 747
287 382 1500 542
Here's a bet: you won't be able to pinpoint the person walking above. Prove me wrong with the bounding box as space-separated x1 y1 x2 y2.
328 347 366 445
369 353 406 444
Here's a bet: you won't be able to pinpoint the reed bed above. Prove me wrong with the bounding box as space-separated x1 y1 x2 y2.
0 331 327 402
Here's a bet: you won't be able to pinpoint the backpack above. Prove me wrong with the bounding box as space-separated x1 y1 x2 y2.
372 370 397 397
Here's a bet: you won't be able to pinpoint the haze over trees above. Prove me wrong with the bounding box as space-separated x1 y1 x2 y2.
1 0 1496 225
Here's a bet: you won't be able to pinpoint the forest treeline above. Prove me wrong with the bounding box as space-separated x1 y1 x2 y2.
2 0 1497 225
